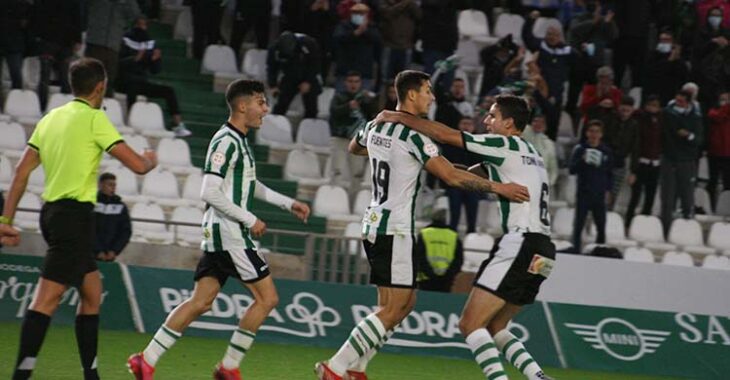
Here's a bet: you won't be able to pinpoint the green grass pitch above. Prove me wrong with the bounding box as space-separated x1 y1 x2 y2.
0 322 680 379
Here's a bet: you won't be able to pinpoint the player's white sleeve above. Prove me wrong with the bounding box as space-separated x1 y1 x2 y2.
355 121 373 147
461 132 508 165
255 180 294 210
200 174 258 227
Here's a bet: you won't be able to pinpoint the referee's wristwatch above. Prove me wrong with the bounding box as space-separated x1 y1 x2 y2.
0 216 12 225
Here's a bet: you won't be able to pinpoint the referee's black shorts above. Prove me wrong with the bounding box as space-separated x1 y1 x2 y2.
40 199 97 288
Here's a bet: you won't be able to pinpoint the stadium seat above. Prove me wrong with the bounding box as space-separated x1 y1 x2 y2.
128 102 173 138
46 93 74 112
296 118 331 153
108 167 148 204
462 232 494 272
257 115 295 150
181 171 204 207
661 251 694 267
344 222 365 257
532 17 563 39
173 7 192 41
623 247 655 263
157 138 199 175
130 203 174 243
0 155 12 189
21 57 41 90
312 185 359 222
552 207 574 239
628 215 676 251
317 87 336 119
558 111 574 139
4 89 42 124
588 212 637 248
0 121 27 159
707 222 730 254
15 193 41 232
494 13 525 45
475 200 502 235
693 186 721 223
141 170 187 207
716 191 730 217
171 206 203 247
201 45 239 74
628 87 642 108
103 99 135 134
241 49 267 81
283 149 328 186
455 39 483 70
558 175 577 206
26 168 45 195
122 134 150 153
457 10 490 40
698 155 709 182
352 189 371 216
702 255 730 270
668 218 716 255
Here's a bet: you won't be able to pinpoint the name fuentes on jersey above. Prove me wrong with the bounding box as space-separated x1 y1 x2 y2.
371 134 392 148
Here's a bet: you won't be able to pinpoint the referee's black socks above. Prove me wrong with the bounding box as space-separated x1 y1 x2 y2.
76 314 100 380
13 309 51 380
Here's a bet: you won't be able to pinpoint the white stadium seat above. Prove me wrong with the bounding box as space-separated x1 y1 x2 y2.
157 138 199 175
130 203 174 243
494 13 525 45
716 191 730 217
317 87 336 119
15 193 41 231
661 251 694 267
352 189 371 216
0 155 12 189
462 232 494 272
628 215 676 251
108 167 148 204
257 115 295 149
122 134 150 153
296 118 331 153
46 93 74 112
458 10 490 39
201 45 238 74
668 218 716 256
241 49 267 81
623 247 655 263
21 57 41 90
181 171 204 207
103 99 134 134
589 212 637 248
312 185 359 222
4 89 42 124
0 121 27 159
283 149 328 186
141 170 186 207
559 175 577 206
552 207 574 239
26 168 45 195
707 222 730 254
478 200 503 235
173 7 193 41
172 206 203 247
702 255 730 270
344 222 365 257
128 102 173 138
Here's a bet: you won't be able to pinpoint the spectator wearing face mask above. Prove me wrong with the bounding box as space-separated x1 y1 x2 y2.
693 6 730 108
660 90 703 234
698 0 730 30
626 95 664 224
333 3 382 92
707 91 730 208
644 30 689 105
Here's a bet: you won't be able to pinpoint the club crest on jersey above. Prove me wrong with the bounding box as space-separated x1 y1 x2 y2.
369 212 379 223
527 254 554 278
203 228 211 239
424 143 439 157
211 152 226 166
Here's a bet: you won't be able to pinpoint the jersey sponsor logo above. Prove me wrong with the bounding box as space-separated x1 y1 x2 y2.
424 143 439 157
211 152 226 166
527 254 554 278
566 318 671 361
370 134 391 148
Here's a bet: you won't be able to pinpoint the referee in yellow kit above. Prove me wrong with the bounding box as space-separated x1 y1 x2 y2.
1 58 158 380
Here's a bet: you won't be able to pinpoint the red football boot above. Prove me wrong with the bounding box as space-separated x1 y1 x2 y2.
127 353 155 380
213 363 242 380
314 361 344 380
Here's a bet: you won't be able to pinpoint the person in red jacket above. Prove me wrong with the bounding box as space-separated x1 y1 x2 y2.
707 91 730 207
578 66 622 129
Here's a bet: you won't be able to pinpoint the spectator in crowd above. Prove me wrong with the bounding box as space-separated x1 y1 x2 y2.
382 80 397 110
280 0 337 78
0 0 30 90
230 0 271 62
626 95 663 224
707 91 730 208
608 96 640 209
643 30 690 105
435 77 474 130
558 0 588 29
335 0 380 21
31 0 83 110
190 0 224 60
660 90 703 234
329 71 378 187
441 117 483 233
85 0 140 96
117 16 192 137
697 0 730 30
612 0 651 88
333 3 382 92
523 10 575 139
420 0 471 87
478 34 519 99
94 173 131 262
675 82 703 116
267 31 322 118
415 200 463 293
570 120 613 252
693 6 730 108
579 66 622 121
522 113 559 191
378 0 421 83
584 86 620 141
567 1 618 116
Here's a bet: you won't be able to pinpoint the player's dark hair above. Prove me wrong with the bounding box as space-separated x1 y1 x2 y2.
620 95 635 107
586 119 604 132
495 94 530 132
99 172 116 182
395 70 430 102
226 79 266 109
69 58 106 96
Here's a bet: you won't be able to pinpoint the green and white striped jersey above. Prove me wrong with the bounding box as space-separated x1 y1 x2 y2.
462 132 551 236
356 120 441 237
201 123 258 251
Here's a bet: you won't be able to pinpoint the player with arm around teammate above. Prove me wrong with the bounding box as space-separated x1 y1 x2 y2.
376 94 555 380
127 80 310 380
315 71 530 380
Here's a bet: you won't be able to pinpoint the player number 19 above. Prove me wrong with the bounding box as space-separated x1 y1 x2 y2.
371 158 390 204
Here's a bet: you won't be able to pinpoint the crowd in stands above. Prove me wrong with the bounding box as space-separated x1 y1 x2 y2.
1 0 730 269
